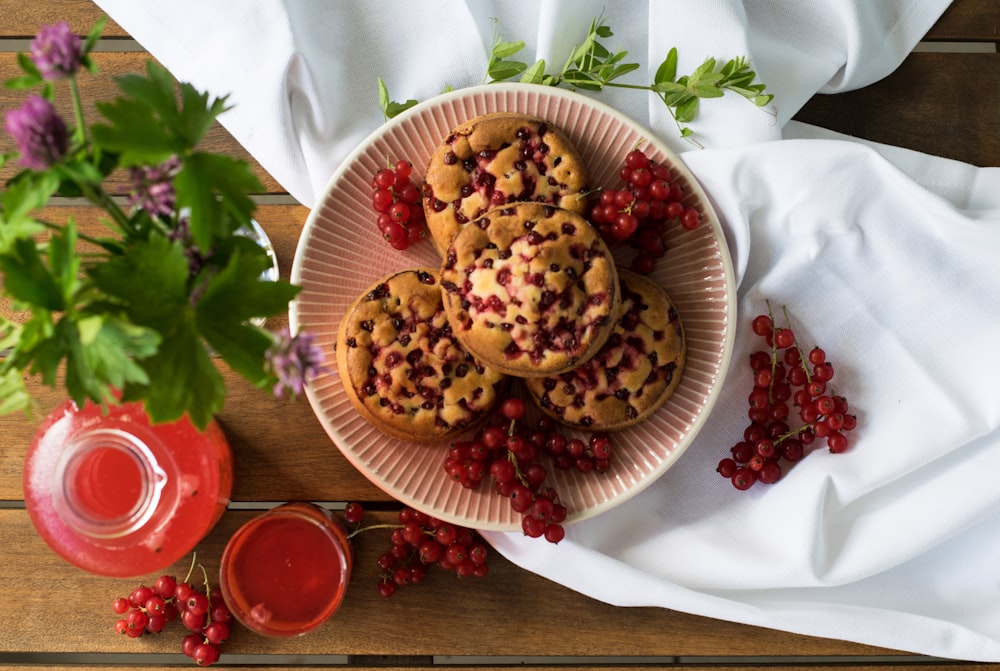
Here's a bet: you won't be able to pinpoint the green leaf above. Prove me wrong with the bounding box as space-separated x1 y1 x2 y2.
519 59 547 84
47 217 81 307
384 98 419 119
5 53 42 89
77 313 160 390
488 59 528 82
562 70 602 91
691 57 717 80
691 83 724 98
83 16 108 56
491 39 525 59
607 62 640 81
690 71 724 87
4 74 43 90
194 247 298 383
0 178 55 254
0 238 64 311
0 368 32 415
93 61 228 163
88 234 190 331
377 79 420 119
92 97 177 165
377 77 390 112
754 94 774 106
174 152 262 251
675 96 700 123
177 81 230 147
122 315 224 429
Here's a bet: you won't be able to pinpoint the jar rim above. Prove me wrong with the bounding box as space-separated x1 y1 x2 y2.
52 427 167 539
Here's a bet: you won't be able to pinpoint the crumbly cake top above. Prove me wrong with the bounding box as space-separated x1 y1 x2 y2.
525 270 685 430
422 113 589 255
337 268 505 441
440 202 619 377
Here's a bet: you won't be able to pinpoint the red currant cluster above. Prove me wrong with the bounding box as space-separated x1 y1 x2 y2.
444 397 613 543
343 503 488 598
112 560 231 666
371 159 426 250
717 305 858 490
588 148 701 275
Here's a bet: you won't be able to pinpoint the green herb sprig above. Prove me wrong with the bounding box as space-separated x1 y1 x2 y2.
379 16 774 145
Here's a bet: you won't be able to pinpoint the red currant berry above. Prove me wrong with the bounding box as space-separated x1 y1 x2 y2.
192 642 220 667
774 327 795 349
501 397 526 421
377 578 396 598
373 168 396 190
544 523 566 544
625 149 650 169
343 501 364 524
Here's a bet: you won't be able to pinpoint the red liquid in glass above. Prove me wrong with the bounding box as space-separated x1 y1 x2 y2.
220 502 352 637
23 400 233 577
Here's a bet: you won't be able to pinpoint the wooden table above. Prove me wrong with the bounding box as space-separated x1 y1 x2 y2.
1 1 997 669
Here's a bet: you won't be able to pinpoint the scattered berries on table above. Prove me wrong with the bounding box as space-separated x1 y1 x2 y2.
719 302 858 490
343 503 489 598
111 555 231 666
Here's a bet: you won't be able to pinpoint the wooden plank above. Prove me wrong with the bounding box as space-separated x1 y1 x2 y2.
0 508 906 659
0 52 285 194
924 0 1000 42
794 52 1000 167
6 667 994 671
0 0 126 38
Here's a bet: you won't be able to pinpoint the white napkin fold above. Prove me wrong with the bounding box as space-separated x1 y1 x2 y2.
93 0 1000 661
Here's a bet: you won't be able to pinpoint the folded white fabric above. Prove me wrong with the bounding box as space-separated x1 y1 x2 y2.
92 0 1000 661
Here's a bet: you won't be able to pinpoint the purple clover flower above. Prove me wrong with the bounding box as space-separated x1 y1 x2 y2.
129 156 181 218
30 22 83 80
265 328 328 398
4 94 69 170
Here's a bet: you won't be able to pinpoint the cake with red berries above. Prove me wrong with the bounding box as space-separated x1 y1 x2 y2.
524 270 685 431
422 112 590 256
439 202 620 378
336 268 506 442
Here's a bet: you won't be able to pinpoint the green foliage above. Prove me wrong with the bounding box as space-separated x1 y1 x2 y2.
378 15 774 144
1 19 301 428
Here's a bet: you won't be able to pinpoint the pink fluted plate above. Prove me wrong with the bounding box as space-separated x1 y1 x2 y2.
290 83 735 531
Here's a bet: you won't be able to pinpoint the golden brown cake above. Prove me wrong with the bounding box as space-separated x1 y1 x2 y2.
336 268 506 442
524 270 685 431
422 112 590 255
439 202 620 378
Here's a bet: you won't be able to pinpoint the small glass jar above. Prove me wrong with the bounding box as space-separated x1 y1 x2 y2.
219 502 352 638
23 399 233 577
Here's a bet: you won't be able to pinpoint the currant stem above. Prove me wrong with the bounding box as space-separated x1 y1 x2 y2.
182 552 197 584
346 522 402 540
781 304 813 385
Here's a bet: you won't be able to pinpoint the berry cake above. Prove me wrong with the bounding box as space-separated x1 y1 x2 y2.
422 113 590 255
524 270 686 431
439 202 620 378
336 268 506 442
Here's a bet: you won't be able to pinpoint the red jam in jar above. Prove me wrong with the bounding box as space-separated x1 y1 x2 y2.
219 502 352 637
23 400 233 578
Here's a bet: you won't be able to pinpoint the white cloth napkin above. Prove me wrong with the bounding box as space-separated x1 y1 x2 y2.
93 0 1000 661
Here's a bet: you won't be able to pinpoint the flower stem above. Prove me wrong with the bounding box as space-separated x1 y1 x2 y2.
79 182 133 237
68 76 86 146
